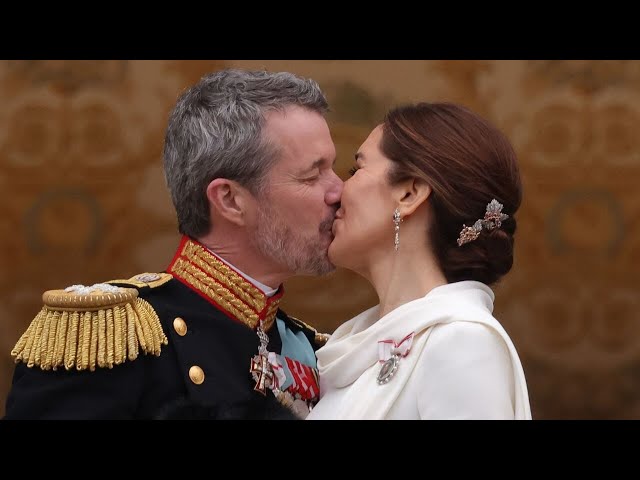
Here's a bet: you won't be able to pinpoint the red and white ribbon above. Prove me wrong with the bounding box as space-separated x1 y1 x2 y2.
378 332 415 363
267 351 287 389
268 352 319 401
285 357 319 400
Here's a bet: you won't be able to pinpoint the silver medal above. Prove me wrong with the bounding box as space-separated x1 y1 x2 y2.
377 354 400 385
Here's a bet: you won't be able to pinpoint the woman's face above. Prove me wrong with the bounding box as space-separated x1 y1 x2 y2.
329 125 398 271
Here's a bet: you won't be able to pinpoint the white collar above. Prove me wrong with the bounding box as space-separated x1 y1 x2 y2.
316 281 496 389
310 280 531 420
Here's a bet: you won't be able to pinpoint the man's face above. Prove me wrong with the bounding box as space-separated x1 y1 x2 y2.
252 106 343 276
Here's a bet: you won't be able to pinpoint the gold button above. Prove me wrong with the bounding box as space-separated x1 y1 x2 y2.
189 366 205 385
173 317 187 336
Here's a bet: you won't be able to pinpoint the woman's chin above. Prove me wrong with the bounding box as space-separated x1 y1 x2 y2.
328 238 346 268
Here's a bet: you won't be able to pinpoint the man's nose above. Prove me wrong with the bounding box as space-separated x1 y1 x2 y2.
325 170 344 206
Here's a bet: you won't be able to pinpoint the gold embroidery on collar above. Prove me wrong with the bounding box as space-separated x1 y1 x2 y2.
169 239 281 331
182 241 266 312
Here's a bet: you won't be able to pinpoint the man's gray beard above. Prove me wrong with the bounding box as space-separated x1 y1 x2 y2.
252 203 335 276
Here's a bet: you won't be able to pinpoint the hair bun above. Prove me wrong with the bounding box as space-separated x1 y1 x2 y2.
444 215 517 286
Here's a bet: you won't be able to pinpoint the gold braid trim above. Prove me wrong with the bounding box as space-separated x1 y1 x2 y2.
168 237 283 331
288 315 331 347
182 241 266 311
266 301 280 322
106 272 173 290
314 332 331 346
11 286 168 372
171 258 262 329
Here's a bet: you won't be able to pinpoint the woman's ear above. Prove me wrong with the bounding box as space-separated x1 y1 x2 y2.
396 178 431 217
206 178 253 226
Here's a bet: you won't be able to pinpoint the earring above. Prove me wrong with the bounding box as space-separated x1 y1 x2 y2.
393 208 402 251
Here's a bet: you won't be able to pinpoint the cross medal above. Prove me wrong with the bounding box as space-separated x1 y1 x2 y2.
249 322 274 395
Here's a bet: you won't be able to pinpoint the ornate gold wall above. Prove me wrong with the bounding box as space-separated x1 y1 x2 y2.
1 60 638 419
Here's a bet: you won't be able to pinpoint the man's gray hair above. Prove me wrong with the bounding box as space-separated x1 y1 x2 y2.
163 69 329 237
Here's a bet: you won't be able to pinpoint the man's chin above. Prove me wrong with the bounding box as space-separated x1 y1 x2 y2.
294 263 334 277
303 247 335 276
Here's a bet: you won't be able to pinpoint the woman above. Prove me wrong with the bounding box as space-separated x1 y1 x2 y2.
307 102 531 420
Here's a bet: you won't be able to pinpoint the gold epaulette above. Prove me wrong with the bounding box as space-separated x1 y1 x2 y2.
11 282 168 372
288 316 331 347
105 272 173 289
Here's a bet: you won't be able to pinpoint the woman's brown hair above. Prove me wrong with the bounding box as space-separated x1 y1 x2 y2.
381 102 522 286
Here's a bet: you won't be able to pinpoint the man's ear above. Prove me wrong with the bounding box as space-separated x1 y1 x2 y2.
206 178 254 226
396 178 432 217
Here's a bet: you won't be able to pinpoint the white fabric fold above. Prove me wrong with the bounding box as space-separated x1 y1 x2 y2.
308 280 531 420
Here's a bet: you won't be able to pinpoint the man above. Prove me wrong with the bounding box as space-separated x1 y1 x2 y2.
4 69 343 419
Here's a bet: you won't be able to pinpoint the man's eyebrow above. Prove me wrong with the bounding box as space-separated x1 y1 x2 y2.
301 158 326 173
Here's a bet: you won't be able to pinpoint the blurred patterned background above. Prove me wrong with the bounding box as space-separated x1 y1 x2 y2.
0 60 638 419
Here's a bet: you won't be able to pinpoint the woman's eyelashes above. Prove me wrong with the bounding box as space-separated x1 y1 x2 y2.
348 165 360 177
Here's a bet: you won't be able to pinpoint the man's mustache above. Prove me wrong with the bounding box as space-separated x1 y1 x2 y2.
319 208 339 232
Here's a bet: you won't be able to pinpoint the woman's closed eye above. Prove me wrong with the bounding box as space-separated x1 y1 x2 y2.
348 166 360 177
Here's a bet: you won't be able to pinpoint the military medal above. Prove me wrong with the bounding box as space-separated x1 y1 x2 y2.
250 323 274 394
250 354 274 394
249 320 319 418
376 332 415 385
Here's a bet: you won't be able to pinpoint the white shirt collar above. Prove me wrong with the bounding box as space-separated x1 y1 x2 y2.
206 248 279 297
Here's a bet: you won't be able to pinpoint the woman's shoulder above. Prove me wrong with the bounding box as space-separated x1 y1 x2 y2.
410 320 514 391
425 319 510 359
